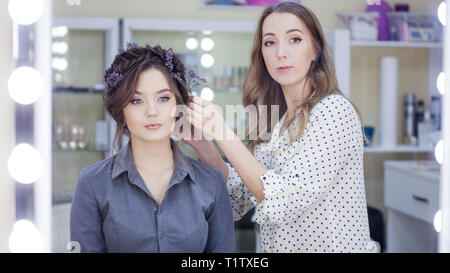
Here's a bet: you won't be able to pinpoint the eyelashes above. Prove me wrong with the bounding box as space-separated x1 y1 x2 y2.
263 37 302 47
129 96 171 105
130 98 143 105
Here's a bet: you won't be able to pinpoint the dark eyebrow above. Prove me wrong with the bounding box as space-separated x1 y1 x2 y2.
134 88 172 95
263 29 303 37
286 29 303 34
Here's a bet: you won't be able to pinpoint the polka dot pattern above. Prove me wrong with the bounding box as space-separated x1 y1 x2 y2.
226 94 370 253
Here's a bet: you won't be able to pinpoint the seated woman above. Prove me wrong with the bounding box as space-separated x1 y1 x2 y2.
70 44 235 253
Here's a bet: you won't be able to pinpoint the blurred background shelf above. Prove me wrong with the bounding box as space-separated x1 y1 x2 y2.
351 40 442 48
364 145 434 153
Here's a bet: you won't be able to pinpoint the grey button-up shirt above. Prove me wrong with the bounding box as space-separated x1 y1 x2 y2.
70 142 235 253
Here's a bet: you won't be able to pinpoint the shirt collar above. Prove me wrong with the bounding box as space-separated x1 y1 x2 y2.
111 141 197 184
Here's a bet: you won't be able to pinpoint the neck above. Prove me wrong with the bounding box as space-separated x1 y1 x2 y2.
281 78 311 118
130 137 175 174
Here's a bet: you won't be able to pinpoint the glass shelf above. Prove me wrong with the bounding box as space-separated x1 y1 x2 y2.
351 40 442 48
53 148 108 153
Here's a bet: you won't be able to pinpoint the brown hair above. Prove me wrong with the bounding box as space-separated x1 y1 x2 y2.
103 44 192 151
243 2 366 152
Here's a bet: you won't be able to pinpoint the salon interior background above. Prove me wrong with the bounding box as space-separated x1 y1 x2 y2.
0 0 448 252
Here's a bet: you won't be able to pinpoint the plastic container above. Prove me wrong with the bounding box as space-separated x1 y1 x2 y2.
387 12 442 42
338 12 379 41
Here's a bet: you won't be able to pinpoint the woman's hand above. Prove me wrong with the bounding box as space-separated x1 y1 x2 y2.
186 96 229 141
173 118 209 151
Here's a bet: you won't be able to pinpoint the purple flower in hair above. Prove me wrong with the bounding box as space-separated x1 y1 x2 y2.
186 69 207 91
106 71 123 87
118 47 125 53
126 41 138 48
165 49 175 71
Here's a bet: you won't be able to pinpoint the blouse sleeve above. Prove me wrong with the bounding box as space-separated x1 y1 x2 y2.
254 96 364 226
226 140 273 221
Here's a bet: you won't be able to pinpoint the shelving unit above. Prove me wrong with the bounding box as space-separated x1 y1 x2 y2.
351 40 442 48
332 29 443 154
364 145 434 153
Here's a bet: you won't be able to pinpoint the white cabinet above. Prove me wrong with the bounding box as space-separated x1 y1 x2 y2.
384 160 440 252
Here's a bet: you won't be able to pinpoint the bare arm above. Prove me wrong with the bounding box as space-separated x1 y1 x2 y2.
214 126 267 202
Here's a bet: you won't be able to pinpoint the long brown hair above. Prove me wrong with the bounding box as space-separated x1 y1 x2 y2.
243 2 365 152
103 44 192 152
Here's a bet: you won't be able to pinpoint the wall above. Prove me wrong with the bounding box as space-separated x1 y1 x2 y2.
0 0 16 253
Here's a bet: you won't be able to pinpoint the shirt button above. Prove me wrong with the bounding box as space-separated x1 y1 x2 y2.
153 207 157 212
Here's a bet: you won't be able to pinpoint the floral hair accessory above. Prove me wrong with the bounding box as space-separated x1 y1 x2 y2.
127 41 138 48
186 69 207 91
106 71 123 87
165 49 175 71
163 49 206 90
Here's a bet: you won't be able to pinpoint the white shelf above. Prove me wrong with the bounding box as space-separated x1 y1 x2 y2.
197 4 264 10
351 40 442 48
364 145 434 153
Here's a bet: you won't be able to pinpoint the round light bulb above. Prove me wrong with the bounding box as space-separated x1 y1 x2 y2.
201 54 215 68
434 210 442 232
8 143 43 184
8 0 44 25
200 87 215 101
435 140 444 165
9 220 45 253
52 26 68 38
201 37 215 51
185 37 198 50
437 72 446 95
52 42 68 55
52 58 68 71
438 2 447 26
8 66 43 105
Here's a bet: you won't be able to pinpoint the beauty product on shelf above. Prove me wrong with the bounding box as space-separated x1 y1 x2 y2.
418 109 435 148
379 56 398 147
430 95 441 130
414 100 425 137
77 125 87 150
403 93 417 145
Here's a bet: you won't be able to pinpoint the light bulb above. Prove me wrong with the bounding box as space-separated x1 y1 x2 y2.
201 54 214 68
8 143 43 184
52 58 68 71
8 0 44 25
434 210 442 232
9 220 45 253
437 72 446 95
438 2 447 26
52 26 68 38
185 37 198 50
8 66 43 105
435 140 444 165
200 87 215 101
52 42 68 55
201 37 215 51
202 30 213 35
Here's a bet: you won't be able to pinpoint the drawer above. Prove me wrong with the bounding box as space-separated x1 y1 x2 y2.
384 167 439 224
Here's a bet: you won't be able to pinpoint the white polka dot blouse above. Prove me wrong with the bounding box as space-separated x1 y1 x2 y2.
226 94 371 253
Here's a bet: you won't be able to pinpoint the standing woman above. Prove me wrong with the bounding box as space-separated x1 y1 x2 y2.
184 2 370 253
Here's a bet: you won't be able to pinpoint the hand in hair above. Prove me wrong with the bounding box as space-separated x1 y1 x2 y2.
186 96 229 141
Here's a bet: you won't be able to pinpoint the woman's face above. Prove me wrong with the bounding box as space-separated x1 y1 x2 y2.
123 68 177 144
261 12 317 88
